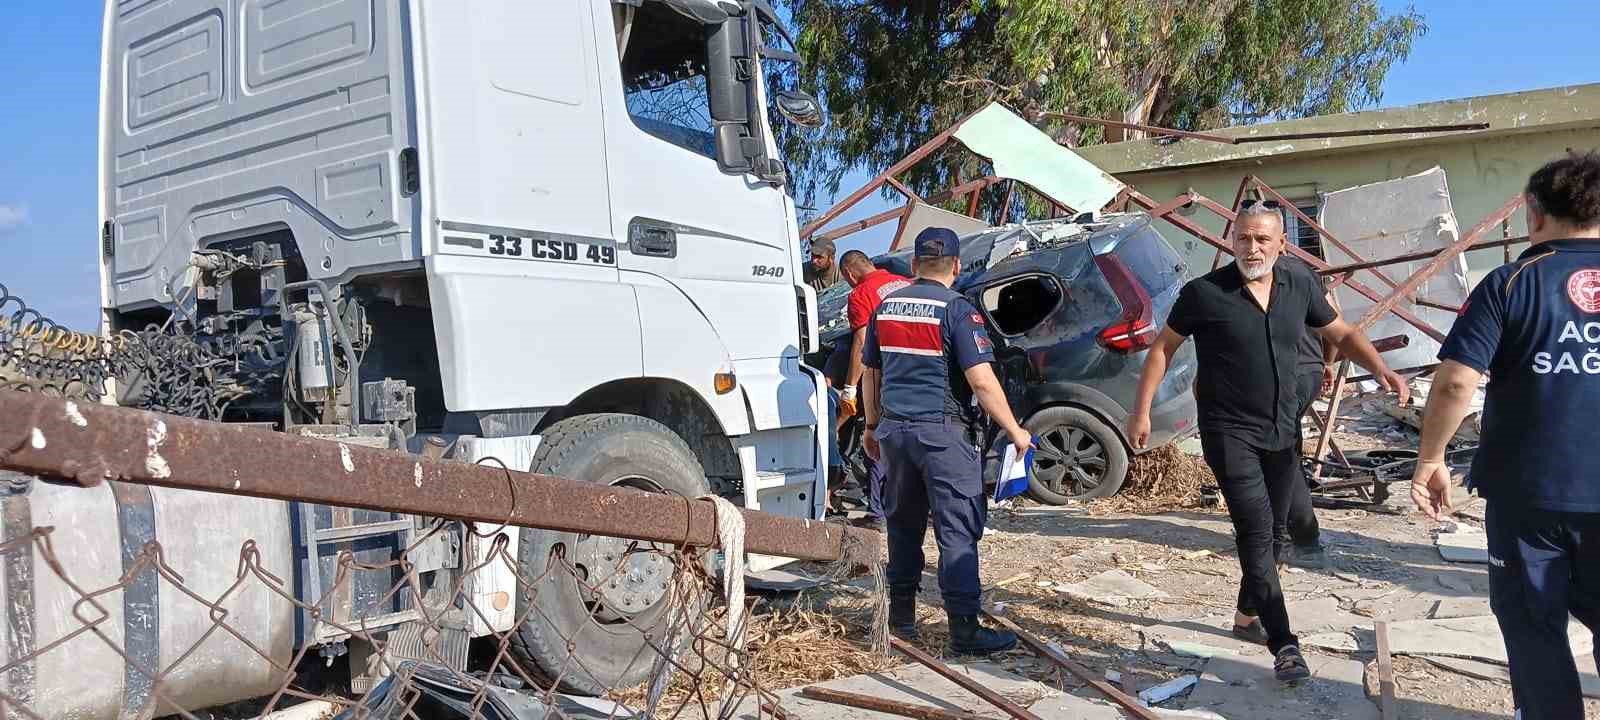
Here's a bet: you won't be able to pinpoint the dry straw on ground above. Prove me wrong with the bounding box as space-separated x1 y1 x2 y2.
1090 445 1216 514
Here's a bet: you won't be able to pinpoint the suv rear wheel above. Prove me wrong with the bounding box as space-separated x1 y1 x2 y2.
1024 406 1129 504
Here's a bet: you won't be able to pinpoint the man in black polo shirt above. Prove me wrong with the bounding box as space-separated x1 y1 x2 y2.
1127 202 1408 685
1412 151 1600 720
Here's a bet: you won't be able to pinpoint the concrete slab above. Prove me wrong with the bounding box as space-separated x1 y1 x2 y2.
1386 615 1593 664
731 661 1126 720
1428 596 1491 620
1422 655 1600 699
1057 569 1169 608
1435 526 1489 564
1186 651 1379 720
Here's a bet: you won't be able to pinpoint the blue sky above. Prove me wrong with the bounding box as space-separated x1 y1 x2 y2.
1 1 1595 330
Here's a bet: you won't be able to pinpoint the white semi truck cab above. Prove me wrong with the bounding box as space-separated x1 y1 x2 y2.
81 0 828 705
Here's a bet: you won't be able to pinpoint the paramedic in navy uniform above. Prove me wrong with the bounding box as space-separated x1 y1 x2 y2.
1412 150 1600 720
860 226 1033 655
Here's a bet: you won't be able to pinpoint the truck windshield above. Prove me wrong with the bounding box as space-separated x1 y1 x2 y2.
618 5 717 159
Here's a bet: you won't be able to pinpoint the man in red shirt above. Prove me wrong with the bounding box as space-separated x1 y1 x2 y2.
837 250 912 526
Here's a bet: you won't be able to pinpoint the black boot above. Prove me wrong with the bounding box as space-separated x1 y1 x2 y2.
889 594 918 639
947 614 1017 655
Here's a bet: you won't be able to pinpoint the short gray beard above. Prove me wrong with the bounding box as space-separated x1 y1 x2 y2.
1237 256 1275 281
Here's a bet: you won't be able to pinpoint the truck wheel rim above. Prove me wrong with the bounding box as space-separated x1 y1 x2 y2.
572 474 675 623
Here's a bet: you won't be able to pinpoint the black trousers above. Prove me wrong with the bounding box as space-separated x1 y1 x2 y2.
1276 370 1324 554
1202 432 1301 654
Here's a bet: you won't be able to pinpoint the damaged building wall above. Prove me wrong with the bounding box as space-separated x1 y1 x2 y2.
1078 84 1600 287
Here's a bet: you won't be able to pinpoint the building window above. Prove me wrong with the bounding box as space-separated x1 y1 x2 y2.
1283 198 1324 259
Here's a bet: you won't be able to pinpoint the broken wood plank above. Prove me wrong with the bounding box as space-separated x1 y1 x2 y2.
798 687 980 720
978 612 1161 720
1376 621 1396 720
888 638 1043 720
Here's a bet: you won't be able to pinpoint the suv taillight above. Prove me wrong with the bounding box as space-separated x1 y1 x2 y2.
1093 252 1155 353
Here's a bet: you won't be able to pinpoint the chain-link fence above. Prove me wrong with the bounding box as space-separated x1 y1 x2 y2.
0 392 890 720
0 488 885 720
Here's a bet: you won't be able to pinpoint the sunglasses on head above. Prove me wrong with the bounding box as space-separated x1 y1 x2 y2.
1239 198 1281 210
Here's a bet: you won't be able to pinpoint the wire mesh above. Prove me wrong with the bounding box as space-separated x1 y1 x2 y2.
0 489 883 720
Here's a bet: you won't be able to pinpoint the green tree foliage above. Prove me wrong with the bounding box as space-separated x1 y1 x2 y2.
775 0 1425 210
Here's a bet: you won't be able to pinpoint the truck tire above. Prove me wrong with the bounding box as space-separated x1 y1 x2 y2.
509 413 711 696
1024 406 1129 504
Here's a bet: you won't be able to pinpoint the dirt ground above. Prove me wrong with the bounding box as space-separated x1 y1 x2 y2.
770 393 1597 719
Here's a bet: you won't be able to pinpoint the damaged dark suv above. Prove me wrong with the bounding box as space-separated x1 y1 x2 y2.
811 213 1199 503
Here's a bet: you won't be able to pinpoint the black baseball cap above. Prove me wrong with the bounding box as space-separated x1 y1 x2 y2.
913 227 961 258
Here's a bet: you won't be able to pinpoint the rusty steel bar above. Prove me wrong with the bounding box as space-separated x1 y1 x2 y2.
1312 359 1354 482
1318 235 1528 276
886 176 922 202
888 638 1042 720
1041 111 1238 145
1413 298 1461 313
1247 177 1411 298
798 687 980 720
0 392 880 564
1376 621 1397 720
799 111 976 239
1132 187 1449 343
814 206 909 244
1371 334 1411 353
1354 195 1526 333
1234 122 1489 144
979 612 1160 720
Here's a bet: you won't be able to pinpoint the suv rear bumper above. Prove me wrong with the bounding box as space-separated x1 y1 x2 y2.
1140 390 1198 455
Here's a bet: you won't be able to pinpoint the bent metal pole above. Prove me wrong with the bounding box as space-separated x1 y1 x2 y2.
0 391 880 565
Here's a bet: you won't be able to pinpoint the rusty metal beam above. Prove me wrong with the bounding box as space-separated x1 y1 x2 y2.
979 612 1160 720
1413 298 1461 313
815 206 909 244
1376 621 1397 720
1135 185 1449 344
0 392 880 564
1234 122 1489 144
1317 235 1529 276
1041 111 1237 144
1354 195 1526 333
886 176 922 202
800 112 975 240
889 638 1042 720
798 687 980 720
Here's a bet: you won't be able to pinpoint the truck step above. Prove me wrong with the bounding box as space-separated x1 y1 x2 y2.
313 519 414 543
750 468 813 492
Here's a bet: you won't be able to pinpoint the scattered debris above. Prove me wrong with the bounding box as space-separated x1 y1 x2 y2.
1137 675 1199 706
1057 569 1170 608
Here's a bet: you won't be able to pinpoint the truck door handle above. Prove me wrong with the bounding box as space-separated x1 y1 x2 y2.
629 223 677 258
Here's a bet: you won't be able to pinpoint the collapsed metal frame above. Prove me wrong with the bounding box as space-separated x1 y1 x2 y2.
802 124 1528 496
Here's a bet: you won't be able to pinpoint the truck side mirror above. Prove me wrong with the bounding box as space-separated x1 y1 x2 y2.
775 90 823 128
705 16 756 175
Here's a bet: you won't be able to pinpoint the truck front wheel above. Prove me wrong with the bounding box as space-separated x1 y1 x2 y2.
508 413 711 696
